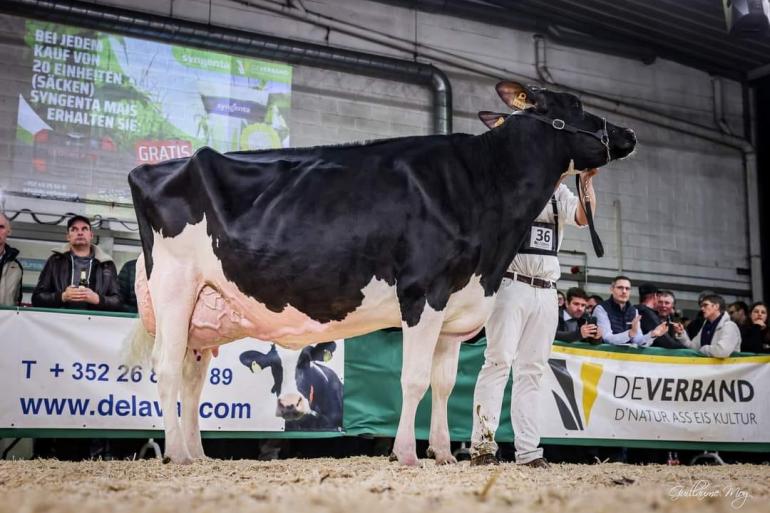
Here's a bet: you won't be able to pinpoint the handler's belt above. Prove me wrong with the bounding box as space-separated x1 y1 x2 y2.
504 271 557 289
518 196 558 257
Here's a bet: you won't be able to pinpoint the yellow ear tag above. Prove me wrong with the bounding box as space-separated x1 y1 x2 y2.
493 116 505 128
323 350 332 362
512 92 528 110
250 361 258 373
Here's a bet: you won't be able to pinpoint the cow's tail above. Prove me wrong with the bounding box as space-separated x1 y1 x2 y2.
123 318 156 365
122 252 157 365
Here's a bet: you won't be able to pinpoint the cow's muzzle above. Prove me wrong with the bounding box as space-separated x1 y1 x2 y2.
276 394 315 420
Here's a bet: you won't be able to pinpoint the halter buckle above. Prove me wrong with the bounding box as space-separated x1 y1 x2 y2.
552 119 565 130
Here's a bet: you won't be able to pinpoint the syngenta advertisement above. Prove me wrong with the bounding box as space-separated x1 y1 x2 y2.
12 18 292 203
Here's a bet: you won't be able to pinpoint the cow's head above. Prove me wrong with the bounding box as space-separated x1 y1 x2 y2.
239 342 337 421
480 81 636 170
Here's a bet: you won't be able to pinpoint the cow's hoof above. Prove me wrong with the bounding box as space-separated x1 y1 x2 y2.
389 452 419 466
163 454 193 465
426 446 456 465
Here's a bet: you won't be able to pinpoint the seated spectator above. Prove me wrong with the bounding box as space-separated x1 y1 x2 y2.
586 294 603 315
636 284 684 349
118 258 138 313
672 294 740 358
741 301 770 353
32 215 121 311
0 212 23 306
594 275 667 347
555 287 603 344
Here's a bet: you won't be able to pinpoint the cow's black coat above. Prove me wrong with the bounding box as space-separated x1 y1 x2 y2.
129 87 635 326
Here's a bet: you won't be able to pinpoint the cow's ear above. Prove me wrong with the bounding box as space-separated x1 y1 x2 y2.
239 350 272 372
310 341 337 362
496 81 534 111
478 111 508 130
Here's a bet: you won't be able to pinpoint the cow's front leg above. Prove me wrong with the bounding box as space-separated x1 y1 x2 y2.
392 305 444 466
181 347 213 460
426 337 462 465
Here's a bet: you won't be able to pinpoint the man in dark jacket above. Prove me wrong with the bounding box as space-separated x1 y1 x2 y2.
32 215 121 311
635 283 685 349
0 212 23 306
555 287 603 343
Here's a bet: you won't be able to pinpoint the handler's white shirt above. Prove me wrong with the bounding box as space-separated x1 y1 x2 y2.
507 183 582 282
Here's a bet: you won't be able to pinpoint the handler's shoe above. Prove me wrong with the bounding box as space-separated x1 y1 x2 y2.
470 453 499 466
521 457 550 469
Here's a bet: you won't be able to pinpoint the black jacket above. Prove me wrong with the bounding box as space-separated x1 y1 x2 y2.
117 259 137 313
636 303 686 349
32 245 122 311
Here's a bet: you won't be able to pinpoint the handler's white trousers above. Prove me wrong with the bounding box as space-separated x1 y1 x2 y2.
470 279 557 464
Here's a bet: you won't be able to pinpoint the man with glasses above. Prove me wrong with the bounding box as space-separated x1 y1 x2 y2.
593 276 667 346
673 294 741 358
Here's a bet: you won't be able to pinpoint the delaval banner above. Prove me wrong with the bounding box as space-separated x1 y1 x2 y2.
0 310 343 432
541 345 770 443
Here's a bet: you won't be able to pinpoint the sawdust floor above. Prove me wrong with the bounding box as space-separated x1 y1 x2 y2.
1 457 768 513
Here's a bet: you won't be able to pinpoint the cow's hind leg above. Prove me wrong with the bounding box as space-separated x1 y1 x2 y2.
181 348 213 460
426 337 462 465
150 267 198 465
392 304 444 466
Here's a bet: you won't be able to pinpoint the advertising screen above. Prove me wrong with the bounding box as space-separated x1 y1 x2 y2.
7 17 292 204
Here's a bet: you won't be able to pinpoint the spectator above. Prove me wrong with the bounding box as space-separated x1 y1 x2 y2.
593 276 667 347
636 284 684 349
727 301 751 344
555 287 602 343
586 295 603 314
741 301 770 353
0 212 23 306
557 290 566 309
32 215 121 311
727 301 750 327
655 290 676 320
118 258 138 313
673 294 740 358
686 290 714 339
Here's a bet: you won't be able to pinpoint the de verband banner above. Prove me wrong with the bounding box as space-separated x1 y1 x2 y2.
541 345 770 443
0 310 343 433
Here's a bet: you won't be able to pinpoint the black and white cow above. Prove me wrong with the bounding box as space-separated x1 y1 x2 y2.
129 81 636 465
239 342 343 431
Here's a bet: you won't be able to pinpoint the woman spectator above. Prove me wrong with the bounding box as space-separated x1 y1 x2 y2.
741 301 770 353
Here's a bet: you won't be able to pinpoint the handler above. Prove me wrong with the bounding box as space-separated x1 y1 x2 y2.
470 168 598 468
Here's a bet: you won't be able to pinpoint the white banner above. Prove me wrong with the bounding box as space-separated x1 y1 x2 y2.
541 345 770 443
0 310 344 432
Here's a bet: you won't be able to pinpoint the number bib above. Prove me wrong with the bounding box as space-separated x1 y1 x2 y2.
518 196 559 256
519 222 558 256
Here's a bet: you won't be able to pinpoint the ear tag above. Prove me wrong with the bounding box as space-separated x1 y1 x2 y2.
323 350 332 362
512 92 529 110
493 116 505 128
250 361 258 373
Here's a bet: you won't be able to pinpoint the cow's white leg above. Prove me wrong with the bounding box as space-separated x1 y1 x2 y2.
150 266 197 465
181 348 213 460
427 337 462 465
392 305 444 466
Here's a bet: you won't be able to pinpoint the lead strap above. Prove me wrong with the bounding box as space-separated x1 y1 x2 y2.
576 174 604 257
